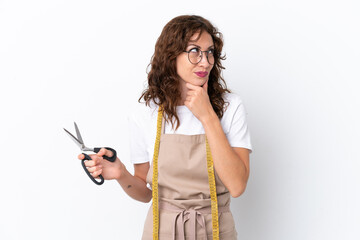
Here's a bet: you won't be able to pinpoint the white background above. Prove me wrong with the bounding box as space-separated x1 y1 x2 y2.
1 0 359 239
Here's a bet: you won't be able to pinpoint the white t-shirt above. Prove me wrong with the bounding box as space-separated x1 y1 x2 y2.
128 92 253 164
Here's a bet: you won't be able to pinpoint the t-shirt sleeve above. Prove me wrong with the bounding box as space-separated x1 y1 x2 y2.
128 110 150 164
226 96 253 153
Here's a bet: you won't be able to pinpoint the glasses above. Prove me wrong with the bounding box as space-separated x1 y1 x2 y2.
184 47 215 65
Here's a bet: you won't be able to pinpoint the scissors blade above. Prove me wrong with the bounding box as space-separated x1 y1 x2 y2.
63 127 83 149
74 122 84 145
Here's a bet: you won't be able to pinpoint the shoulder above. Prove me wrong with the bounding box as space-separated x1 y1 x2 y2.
128 101 160 135
220 92 253 151
129 100 159 122
220 92 248 129
222 92 245 113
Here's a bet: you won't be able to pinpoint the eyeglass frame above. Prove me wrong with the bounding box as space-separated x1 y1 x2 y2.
183 48 215 65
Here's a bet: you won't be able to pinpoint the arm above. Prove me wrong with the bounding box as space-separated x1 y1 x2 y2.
201 113 250 198
184 81 250 198
116 162 152 203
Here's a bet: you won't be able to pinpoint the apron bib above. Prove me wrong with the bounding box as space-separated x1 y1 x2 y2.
142 112 237 240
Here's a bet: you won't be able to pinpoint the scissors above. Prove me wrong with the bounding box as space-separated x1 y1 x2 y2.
63 122 117 185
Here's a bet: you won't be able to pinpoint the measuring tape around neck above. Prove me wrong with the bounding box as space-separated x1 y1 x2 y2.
152 107 220 239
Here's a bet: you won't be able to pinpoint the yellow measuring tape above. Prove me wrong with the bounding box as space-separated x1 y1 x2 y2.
152 107 163 240
206 137 220 239
152 107 219 239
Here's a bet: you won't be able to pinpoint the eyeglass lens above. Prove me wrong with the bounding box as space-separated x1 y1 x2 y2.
188 50 215 65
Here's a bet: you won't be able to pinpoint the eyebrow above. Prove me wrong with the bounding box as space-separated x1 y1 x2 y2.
187 44 214 50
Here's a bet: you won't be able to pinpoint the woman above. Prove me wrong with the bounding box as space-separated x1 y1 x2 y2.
78 15 252 239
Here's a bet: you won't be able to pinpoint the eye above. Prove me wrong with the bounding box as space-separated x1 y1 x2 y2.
208 49 215 55
189 47 200 53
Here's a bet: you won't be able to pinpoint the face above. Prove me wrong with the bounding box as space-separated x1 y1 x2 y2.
176 31 214 90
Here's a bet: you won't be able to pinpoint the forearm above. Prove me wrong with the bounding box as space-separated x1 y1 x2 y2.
201 112 249 197
116 163 152 203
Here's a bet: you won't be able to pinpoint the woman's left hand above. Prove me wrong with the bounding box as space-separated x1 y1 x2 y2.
184 80 215 123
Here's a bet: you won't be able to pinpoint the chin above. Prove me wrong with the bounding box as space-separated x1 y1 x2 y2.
182 77 207 87
193 78 208 86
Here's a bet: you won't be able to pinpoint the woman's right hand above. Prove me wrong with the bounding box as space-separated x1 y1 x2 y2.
77 148 123 180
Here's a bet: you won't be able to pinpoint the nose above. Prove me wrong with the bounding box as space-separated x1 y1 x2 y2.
198 52 210 68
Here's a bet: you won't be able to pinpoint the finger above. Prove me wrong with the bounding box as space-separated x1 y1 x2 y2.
185 82 199 90
78 153 94 161
202 79 208 92
186 90 196 96
87 165 103 173
91 169 103 178
84 158 100 167
96 148 114 158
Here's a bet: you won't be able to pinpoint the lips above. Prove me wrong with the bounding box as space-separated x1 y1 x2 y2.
195 71 208 78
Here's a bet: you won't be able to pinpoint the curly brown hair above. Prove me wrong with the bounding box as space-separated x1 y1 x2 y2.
139 15 230 130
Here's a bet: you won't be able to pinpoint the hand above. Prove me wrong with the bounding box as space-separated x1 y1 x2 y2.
77 148 123 180
184 80 215 123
